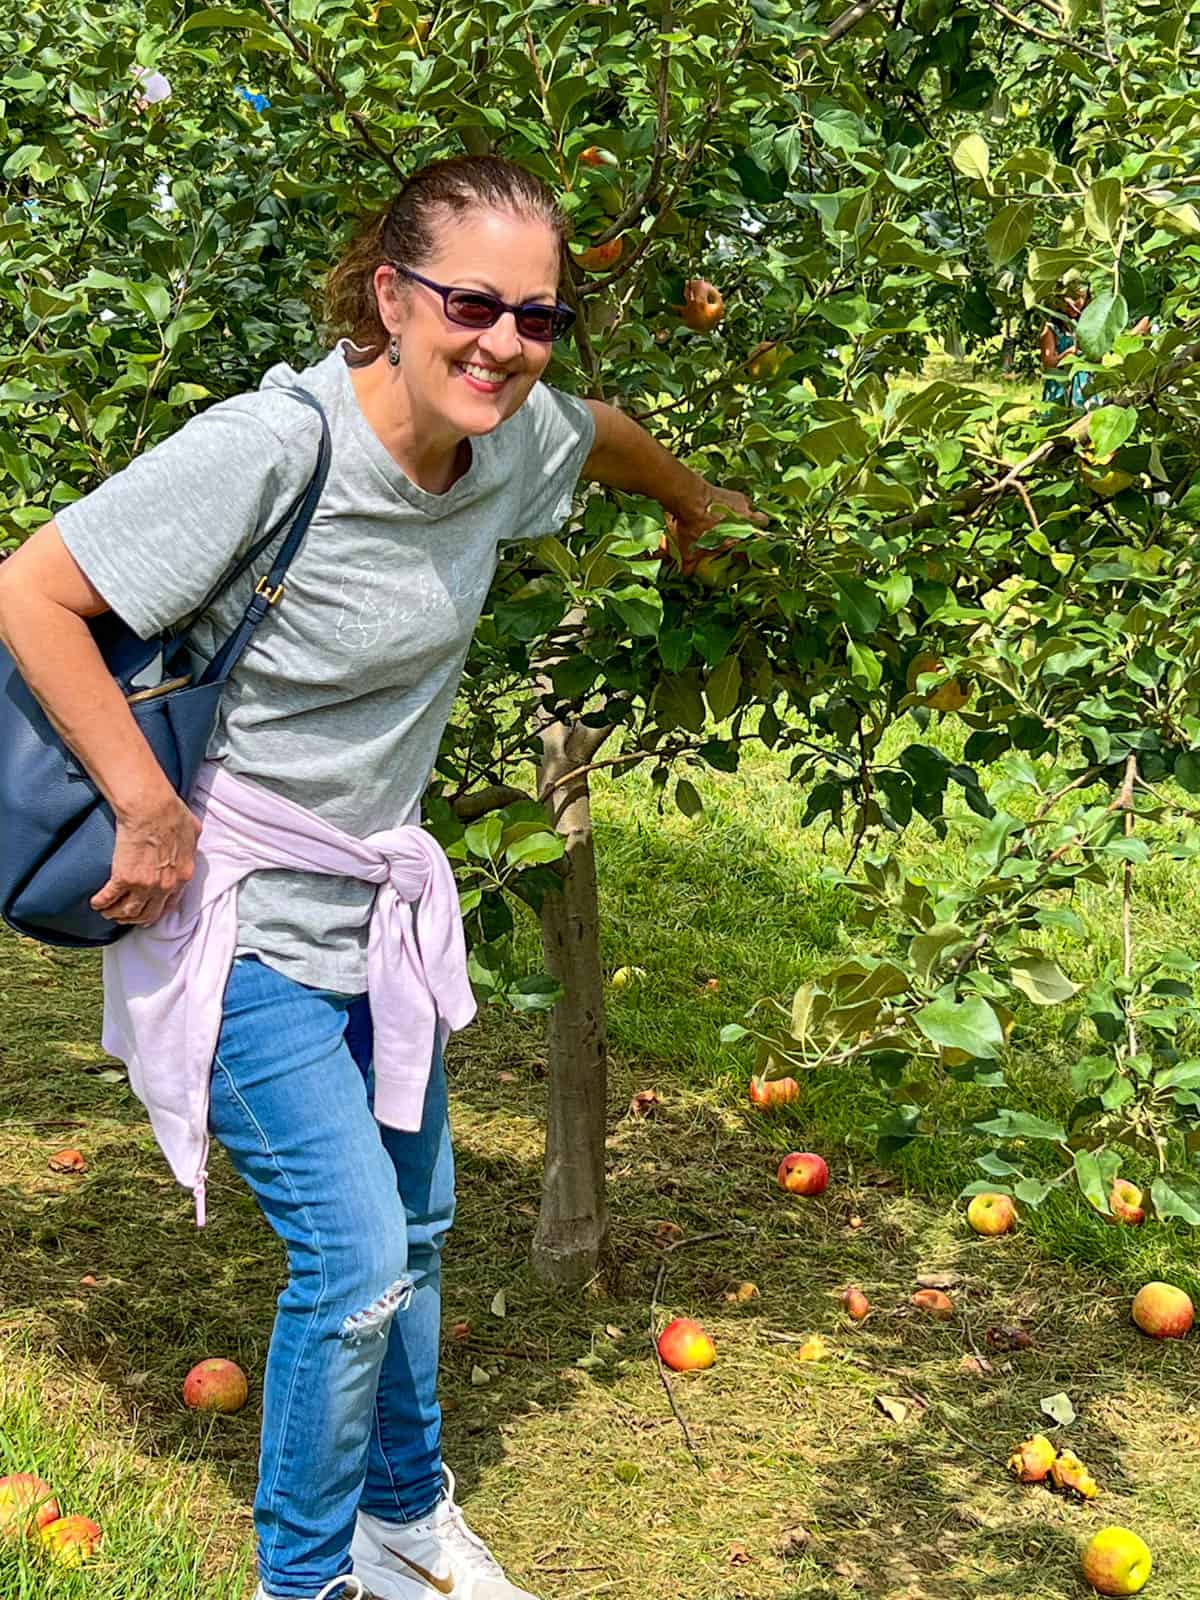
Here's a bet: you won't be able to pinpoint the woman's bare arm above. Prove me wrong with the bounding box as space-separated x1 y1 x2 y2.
0 522 200 925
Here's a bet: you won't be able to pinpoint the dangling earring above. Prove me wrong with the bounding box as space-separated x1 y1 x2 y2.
387 335 401 366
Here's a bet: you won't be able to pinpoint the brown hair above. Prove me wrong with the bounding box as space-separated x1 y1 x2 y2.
324 155 571 362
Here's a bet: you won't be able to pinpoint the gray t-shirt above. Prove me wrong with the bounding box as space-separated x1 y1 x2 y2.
57 342 596 992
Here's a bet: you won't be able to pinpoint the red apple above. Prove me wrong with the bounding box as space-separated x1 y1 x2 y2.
39 1514 102 1566
840 1286 869 1321
677 277 725 332
749 1075 799 1109
0 1474 60 1540
573 236 623 272
1131 1281 1194 1340
1007 1434 1056 1483
1110 1178 1145 1225
579 145 618 168
777 1152 829 1196
911 1288 955 1319
656 1317 716 1372
182 1357 249 1413
966 1192 1017 1235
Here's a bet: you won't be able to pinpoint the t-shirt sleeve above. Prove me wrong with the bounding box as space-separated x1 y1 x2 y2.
54 393 322 640
499 380 595 544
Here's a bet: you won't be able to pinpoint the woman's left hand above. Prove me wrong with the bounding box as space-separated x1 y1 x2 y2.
662 482 768 576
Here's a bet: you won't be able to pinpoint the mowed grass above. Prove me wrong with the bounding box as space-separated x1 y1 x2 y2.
4 710 1200 1598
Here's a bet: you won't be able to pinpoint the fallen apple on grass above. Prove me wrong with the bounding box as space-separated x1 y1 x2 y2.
967 1192 1017 1236
182 1357 249 1413
1131 1280 1194 1340
39 1514 102 1566
749 1075 799 1109
1109 1178 1145 1225
1007 1434 1056 1483
840 1286 870 1321
1081 1527 1152 1595
0 1473 61 1539
1051 1448 1099 1499
795 1333 828 1362
910 1289 955 1320
656 1317 716 1372
777 1152 829 1196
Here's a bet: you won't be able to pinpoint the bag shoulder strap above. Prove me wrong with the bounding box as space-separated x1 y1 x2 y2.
195 390 332 688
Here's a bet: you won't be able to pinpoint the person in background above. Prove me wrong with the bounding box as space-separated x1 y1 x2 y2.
1041 281 1152 409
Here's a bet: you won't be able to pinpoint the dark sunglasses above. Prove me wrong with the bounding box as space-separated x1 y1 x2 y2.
393 266 576 343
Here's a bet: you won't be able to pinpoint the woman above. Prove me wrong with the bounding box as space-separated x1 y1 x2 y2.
1040 282 1091 409
0 156 762 1600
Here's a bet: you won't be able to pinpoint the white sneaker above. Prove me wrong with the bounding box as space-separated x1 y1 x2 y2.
254 1578 368 1600
351 1466 540 1599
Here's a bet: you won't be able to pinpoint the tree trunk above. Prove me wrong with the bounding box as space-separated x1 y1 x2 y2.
530 714 612 1286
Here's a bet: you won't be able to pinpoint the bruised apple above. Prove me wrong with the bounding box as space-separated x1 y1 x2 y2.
911 1289 954 1320
1131 1281 1194 1339
656 1317 716 1372
1081 1527 1152 1595
0 1474 60 1539
182 1358 249 1413
39 1515 102 1566
967 1193 1017 1235
840 1286 870 1321
749 1075 799 1109
573 236 623 272
677 278 725 332
777 1152 829 1196
1110 1178 1145 1226
1007 1434 1056 1483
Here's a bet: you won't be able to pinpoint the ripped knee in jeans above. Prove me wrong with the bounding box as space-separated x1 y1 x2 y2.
339 1274 415 1340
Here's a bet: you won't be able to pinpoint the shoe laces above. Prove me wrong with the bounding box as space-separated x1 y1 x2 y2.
315 1578 366 1600
424 1466 504 1579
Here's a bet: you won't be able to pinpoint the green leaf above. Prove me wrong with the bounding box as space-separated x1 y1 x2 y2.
972 1109 1066 1141
506 974 564 1013
1075 291 1127 360
180 7 276 30
1083 178 1123 245
1074 1149 1112 1213
1039 1391 1076 1427
504 833 565 867
847 640 882 691
950 133 989 183
2 144 43 181
125 282 172 323
1088 404 1137 460
985 202 1033 266
915 995 1004 1059
705 655 741 722
910 923 968 979
1174 752 1200 794
1150 1177 1200 1226
610 585 663 639
464 816 503 859
675 777 703 818
1008 956 1079 1006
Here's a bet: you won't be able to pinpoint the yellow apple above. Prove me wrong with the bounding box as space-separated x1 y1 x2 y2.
1081 1527 1152 1595
967 1192 1017 1235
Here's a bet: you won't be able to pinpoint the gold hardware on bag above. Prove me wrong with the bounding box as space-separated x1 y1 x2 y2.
125 674 193 705
255 575 285 605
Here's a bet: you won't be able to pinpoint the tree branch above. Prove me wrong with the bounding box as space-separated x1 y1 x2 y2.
256 0 407 180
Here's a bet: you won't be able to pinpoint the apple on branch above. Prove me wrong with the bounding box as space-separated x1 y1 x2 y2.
573 235 623 272
674 278 725 332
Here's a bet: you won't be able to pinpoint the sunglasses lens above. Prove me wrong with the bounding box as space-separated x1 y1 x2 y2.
519 306 575 342
446 292 500 328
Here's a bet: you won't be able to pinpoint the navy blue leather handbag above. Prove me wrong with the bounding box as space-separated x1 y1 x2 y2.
0 392 330 949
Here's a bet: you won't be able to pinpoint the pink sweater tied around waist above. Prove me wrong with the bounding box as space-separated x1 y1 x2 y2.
99 761 478 1226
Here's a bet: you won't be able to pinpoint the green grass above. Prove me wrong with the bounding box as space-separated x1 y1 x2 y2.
4 711 1200 1598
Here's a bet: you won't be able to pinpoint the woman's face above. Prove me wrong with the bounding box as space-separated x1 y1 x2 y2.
379 207 561 441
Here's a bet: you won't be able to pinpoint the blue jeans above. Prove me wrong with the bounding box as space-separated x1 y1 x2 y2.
208 955 455 1597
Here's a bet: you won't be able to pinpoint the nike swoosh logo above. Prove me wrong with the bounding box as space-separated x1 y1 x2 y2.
382 1542 456 1596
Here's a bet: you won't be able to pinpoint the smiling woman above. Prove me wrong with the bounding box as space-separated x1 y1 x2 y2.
0 151 763 1600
